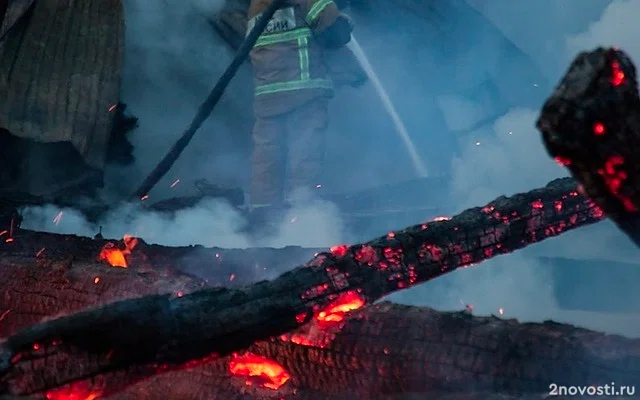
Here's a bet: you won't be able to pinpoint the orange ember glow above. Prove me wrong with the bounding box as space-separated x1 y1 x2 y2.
98 234 139 268
228 353 290 390
316 291 365 325
46 382 102 400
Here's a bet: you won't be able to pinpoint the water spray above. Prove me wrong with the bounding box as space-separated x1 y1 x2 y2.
347 35 429 178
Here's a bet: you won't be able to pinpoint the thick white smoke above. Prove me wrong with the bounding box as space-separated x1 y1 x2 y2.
86 0 347 249
389 0 640 338
20 195 345 249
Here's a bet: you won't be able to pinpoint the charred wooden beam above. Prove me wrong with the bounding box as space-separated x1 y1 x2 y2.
537 47 640 246
0 177 605 397
109 303 640 399
0 243 636 399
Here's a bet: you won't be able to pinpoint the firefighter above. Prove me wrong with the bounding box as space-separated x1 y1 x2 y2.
247 0 355 226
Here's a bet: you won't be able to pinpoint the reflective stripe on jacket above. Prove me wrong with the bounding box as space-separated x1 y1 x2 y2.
248 0 342 117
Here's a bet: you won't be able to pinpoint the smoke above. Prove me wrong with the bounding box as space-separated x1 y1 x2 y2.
91 0 349 251
465 0 612 79
20 194 345 249
20 0 640 338
388 0 640 338
566 0 640 60
106 0 251 200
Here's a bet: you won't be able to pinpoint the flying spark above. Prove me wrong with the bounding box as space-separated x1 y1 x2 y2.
53 211 64 225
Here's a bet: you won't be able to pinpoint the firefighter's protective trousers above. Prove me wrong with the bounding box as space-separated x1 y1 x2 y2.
251 97 328 207
247 0 351 207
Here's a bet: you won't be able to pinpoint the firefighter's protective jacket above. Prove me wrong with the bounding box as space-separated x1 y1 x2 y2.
247 0 353 117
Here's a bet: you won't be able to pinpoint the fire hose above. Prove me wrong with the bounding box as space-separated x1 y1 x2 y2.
131 0 288 200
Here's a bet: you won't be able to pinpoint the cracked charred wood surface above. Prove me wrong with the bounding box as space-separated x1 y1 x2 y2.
0 229 318 336
107 303 640 399
2 266 640 400
0 251 637 400
249 303 640 398
0 177 608 398
537 47 640 247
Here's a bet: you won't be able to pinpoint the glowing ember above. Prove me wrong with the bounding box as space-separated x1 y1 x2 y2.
316 291 365 325
46 391 101 400
45 381 102 400
610 61 625 86
99 243 126 267
554 201 563 211
36 247 46 257
229 273 235 281
432 216 451 221
597 155 636 211
498 307 504 315
354 245 378 266
288 334 315 346
228 353 291 390
98 234 139 268
554 156 572 166
330 244 349 257
94 277 100 284
593 122 606 136
295 312 307 323
108 103 118 112
140 195 149 201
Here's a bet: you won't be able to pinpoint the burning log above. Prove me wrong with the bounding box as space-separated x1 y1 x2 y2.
107 303 640 399
537 47 640 246
0 242 636 399
0 177 608 398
